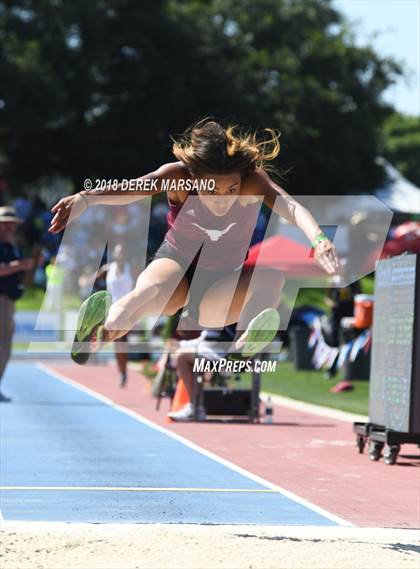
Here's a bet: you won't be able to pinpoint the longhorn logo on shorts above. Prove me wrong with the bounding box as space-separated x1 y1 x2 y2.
191 222 237 241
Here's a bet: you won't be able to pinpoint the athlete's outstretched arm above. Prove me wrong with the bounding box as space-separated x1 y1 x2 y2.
244 169 340 274
48 162 182 233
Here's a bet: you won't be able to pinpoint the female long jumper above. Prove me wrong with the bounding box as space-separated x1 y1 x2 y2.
49 120 339 362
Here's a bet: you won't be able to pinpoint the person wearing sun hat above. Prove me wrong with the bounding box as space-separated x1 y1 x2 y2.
0 206 34 401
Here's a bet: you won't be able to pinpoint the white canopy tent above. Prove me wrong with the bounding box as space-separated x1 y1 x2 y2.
374 158 420 214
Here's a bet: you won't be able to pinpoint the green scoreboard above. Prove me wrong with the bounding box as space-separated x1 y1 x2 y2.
369 254 420 433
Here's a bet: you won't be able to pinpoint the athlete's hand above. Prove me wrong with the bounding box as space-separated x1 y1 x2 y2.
49 193 88 233
313 239 340 275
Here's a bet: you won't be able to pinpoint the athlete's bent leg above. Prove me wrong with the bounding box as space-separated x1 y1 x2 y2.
103 258 190 342
198 268 284 329
198 268 284 356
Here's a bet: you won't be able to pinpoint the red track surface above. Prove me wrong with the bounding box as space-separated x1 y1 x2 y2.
48 362 420 529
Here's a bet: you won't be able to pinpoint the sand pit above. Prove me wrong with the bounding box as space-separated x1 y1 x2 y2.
1 522 419 569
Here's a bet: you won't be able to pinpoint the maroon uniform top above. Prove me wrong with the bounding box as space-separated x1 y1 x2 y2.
165 192 261 270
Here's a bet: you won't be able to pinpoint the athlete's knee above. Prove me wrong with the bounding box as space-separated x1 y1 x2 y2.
141 280 187 315
132 278 160 302
198 304 229 328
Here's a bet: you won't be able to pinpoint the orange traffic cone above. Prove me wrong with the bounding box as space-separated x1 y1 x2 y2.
166 378 190 422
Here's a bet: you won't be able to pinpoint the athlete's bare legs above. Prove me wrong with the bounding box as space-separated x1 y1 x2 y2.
102 258 189 342
197 268 285 345
91 260 283 356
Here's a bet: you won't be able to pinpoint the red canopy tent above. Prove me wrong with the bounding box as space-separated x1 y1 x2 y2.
365 221 420 269
244 235 324 277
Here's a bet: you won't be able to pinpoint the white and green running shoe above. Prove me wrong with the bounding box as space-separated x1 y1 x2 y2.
71 291 112 365
237 308 280 358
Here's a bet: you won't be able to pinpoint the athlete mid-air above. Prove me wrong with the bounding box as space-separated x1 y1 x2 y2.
49 120 339 363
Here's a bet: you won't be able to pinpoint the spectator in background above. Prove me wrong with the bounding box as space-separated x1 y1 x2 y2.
96 243 135 387
166 325 237 421
0 207 34 401
20 197 46 287
13 193 32 222
324 261 361 379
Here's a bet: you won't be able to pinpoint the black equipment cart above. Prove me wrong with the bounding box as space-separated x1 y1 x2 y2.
195 363 261 423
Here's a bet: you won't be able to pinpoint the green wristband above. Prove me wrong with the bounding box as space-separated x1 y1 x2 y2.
311 233 328 248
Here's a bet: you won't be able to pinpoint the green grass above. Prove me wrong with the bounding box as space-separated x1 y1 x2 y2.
360 276 375 294
293 276 374 312
293 287 326 311
12 343 30 350
242 361 369 416
16 288 45 311
16 288 82 311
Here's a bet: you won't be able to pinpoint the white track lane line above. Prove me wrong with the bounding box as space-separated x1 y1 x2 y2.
36 362 354 527
260 391 368 423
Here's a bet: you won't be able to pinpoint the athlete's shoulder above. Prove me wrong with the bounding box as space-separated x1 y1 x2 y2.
241 167 294 213
152 161 191 205
238 169 268 205
153 161 190 180
241 168 271 194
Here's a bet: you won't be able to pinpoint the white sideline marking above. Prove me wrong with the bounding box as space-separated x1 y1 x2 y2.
260 391 369 423
36 362 353 527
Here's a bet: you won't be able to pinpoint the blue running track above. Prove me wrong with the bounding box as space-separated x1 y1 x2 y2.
0 363 339 525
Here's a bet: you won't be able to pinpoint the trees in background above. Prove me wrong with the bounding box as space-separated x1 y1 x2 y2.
382 113 420 187
0 0 404 195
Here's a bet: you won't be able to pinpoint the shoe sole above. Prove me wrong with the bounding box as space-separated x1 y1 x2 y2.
241 308 280 358
71 291 111 365
167 415 194 422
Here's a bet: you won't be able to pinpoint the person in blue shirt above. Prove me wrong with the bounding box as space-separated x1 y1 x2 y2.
0 207 34 401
